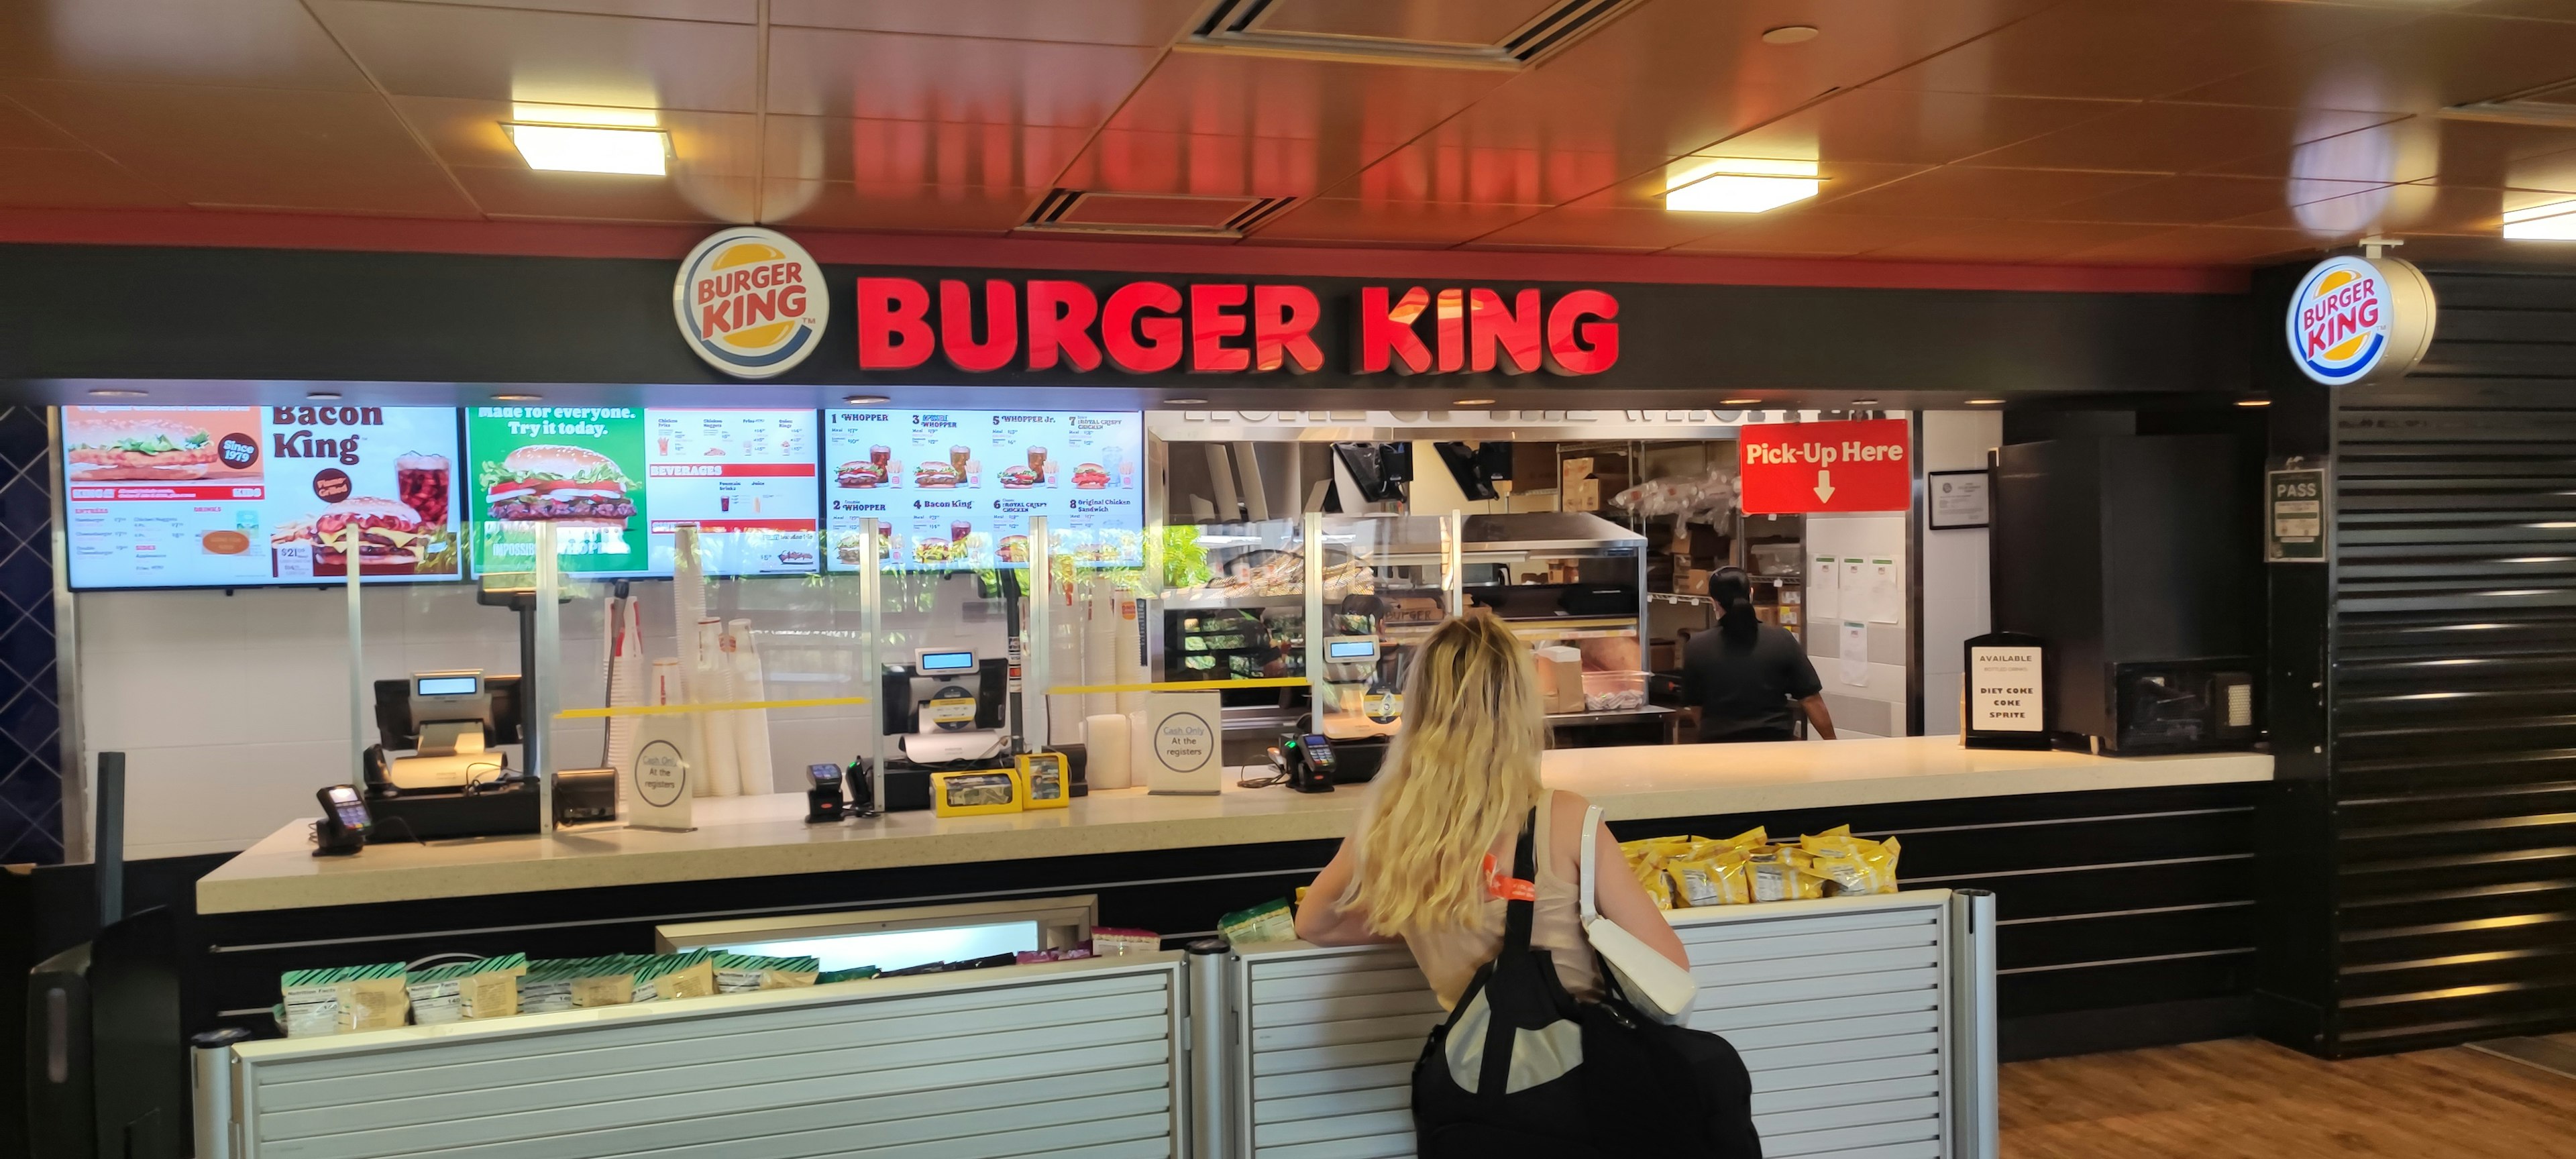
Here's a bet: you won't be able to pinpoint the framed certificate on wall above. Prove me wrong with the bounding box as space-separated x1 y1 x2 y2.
1927 469 1990 530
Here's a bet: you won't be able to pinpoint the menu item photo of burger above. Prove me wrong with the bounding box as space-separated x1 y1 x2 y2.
65 417 222 481
306 497 434 569
912 460 961 488
481 445 637 526
997 463 1040 488
1071 462 1112 490
837 459 889 488
835 527 897 565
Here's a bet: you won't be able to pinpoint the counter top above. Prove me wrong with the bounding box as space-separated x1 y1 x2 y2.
195 736 2271 915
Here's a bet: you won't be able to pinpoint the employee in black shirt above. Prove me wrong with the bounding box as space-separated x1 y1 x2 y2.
1681 567 1836 742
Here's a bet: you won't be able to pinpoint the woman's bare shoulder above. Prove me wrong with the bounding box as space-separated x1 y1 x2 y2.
1550 788 1595 828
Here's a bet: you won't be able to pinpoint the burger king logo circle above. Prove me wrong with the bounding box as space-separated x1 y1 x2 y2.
2286 256 2394 386
673 227 827 379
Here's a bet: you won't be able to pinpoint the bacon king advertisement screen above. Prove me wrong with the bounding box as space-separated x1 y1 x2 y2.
62 404 464 590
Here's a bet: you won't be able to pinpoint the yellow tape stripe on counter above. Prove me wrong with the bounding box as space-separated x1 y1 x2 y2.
555 696 873 720
1046 677 1309 694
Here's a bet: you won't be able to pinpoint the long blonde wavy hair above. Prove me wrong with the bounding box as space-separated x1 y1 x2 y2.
1338 613 1547 936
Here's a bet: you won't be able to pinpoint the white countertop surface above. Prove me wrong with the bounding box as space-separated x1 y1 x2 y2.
195 736 2272 914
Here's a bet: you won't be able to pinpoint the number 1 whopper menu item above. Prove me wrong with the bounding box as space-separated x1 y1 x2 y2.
63 405 462 589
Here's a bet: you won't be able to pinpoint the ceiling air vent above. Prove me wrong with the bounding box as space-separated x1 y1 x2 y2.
2440 76 2576 128
1020 190 1296 239
1187 0 1644 68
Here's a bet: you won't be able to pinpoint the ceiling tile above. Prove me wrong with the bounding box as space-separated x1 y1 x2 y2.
2171 11 2576 113
770 0 1202 44
1870 0 2419 102
2459 0 2576 17
2410 119 2576 192
759 179 1041 233
1964 103 2404 174
1 79 476 215
0 0 372 91
1468 203 1745 251
453 166 756 223
2217 181 2555 235
0 96 78 149
309 0 758 111
1057 129 1344 198
1665 213 1977 258
2059 224 2333 264
1715 89 2127 168
1864 219 2171 261
1247 197 1546 246
765 115 1089 189
2039 174 2392 225
392 95 759 177
0 146 180 208
1100 51 1507 144
394 0 755 21
766 25 1159 123
2198 116 2449 184
1812 166 2162 219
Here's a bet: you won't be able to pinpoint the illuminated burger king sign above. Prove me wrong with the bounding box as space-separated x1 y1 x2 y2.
2286 254 2434 387
673 227 827 379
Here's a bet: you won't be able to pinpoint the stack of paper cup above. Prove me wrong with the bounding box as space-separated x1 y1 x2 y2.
727 618 774 795
693 618 740 797
1084 713 1132 790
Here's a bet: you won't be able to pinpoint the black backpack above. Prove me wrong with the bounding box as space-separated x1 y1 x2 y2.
1411 812 1762 1158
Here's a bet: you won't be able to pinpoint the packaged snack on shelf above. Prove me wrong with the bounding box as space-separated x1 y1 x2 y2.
280 963 411 1035
1091 927 1161 956
632 950 721 1003
817 966 882 985
1798 826 1904 895
1747 849 1829 902
517 959 581 1013
568 956 645 1008
1218 899 1297 946
715 952 821 992
1668 848 1752 907
406 954 527 1025
1012 948 1095 965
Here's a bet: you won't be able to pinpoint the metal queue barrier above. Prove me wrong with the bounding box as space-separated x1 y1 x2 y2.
198 891 1996 1159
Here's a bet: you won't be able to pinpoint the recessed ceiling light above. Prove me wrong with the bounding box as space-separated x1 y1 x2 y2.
87 388 146 397
307 391 343 400
842 394 890 405
1721 398 1762 405
1164 398 1209 405
1966 398 2004 405
2503 199 2576 240
1762 25 1820 44
1666 157 1821 214
504 122 668 176
1454 398 1497 406
492 393 543 402
2237 398 2272 407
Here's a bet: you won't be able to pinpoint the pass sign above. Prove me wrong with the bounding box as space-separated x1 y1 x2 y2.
1739 419 1912 514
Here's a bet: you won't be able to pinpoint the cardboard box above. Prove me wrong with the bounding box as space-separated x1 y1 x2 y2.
1534 647 1587 714
1676 568 1712 596
1565 478 1602 511
1561 456 1595 482
1650 639 1680 673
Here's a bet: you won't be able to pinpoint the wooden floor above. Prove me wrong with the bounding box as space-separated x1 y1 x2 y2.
2000 1037 2576 1158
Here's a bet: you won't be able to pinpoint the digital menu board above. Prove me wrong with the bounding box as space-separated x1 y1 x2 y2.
467 406 818 578
63 405 463 590
822 408 1142 571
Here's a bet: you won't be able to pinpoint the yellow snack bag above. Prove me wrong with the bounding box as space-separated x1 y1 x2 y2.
1800 829 1902 895
1747 848 1827 901
1667 850 1751 907
1721 826 1769 850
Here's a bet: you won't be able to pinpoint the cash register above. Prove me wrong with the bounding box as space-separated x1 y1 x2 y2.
360 670 543 839
877 648 1013 811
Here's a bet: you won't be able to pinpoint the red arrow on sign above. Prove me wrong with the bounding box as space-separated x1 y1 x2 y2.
1739 419 1912 513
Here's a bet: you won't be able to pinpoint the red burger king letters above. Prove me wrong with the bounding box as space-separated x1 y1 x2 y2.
855 276 1618 378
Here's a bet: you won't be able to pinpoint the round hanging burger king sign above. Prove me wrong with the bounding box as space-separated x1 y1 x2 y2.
674 227 826 379
2285 254 2435 387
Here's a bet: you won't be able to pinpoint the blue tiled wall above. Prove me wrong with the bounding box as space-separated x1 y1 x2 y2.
0 406 60 864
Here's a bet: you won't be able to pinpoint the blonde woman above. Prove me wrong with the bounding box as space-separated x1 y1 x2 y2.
1293 613 1687 1007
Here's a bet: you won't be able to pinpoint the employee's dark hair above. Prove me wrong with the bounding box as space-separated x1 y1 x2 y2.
1711 566 1758 643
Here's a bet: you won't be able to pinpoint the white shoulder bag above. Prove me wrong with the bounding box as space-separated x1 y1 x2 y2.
1579 804 1697 1024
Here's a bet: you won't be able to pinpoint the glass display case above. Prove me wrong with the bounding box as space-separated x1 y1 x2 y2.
1455 512 1658 729
1146 519 1311 728
1304 513 1459 742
